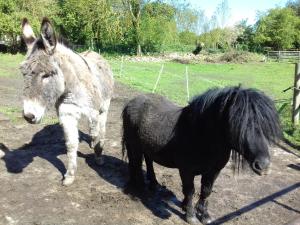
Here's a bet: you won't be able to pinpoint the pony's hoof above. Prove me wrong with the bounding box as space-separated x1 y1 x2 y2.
95 157 104 166
62 176 75 186
148 182 159 192
198 214 213 224
186 215 199 225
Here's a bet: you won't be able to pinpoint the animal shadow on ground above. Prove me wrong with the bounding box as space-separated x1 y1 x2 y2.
78 151 186 221
1 123 185 222
1 123 90 176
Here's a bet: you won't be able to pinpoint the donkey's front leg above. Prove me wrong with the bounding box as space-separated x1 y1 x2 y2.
195 171 220 224
59 105 80 186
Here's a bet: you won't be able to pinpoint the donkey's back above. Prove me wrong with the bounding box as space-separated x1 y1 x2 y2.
80 50 114 101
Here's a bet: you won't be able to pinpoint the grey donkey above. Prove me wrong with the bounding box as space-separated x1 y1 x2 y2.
20 18 114 186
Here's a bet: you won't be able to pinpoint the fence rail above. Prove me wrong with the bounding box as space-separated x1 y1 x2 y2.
267 51 300 62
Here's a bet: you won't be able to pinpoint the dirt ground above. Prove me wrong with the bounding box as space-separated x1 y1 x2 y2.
0 76 299 225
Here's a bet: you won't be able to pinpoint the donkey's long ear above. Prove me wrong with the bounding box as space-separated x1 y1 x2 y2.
40 17 56 54
22 18 36 50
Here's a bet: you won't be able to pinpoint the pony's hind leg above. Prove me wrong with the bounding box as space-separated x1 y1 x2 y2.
126 142 145 190
144 155 158 190
90 99 110 165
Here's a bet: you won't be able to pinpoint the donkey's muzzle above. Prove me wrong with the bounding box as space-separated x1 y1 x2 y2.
23 111 38 124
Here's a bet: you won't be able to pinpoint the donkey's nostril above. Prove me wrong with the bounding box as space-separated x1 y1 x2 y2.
23 113 36 123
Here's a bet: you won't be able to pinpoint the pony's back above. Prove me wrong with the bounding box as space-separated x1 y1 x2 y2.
122 94 181 158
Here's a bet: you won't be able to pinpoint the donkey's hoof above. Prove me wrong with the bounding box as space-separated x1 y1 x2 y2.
63 176 75 186
186 215 199 225
95 157 104 166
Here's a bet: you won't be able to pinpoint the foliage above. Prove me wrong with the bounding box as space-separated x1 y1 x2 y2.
140 1 177 52
1 0 300 54
0 0 59 52
178 31 197 45
235 20 256 51
254 7 300 50
199 27 241 50
59 0 123 48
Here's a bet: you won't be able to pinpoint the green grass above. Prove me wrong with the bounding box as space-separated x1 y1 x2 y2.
0 106 58 125
0 53 299 147
0 53 25 77
110 60 294 104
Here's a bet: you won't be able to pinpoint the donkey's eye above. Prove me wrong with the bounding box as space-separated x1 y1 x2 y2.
42 73 51 79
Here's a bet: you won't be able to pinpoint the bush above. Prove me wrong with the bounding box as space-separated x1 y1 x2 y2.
219 51 263 63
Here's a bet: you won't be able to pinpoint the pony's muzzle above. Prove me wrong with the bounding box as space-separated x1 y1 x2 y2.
252 157 270 175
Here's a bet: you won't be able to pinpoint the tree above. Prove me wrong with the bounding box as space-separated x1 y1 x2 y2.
0 0 59 52
235 20 256 51
140 2 177 52
286 0 300 16
176 8 198 33
254 7 300 50
122 0 150 55
213 0 230 28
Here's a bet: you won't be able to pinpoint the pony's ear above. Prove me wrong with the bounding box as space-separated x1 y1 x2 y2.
22 18 36 50
40 17 56 54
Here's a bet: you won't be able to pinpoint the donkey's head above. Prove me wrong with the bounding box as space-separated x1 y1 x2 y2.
20 18 64 124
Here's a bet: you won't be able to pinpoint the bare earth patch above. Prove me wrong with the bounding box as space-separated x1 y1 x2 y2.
0 77 299 225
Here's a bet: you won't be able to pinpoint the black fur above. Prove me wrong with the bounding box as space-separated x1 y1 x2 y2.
122 86 281 224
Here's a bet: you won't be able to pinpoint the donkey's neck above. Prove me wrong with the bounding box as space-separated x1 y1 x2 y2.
54 44 91 86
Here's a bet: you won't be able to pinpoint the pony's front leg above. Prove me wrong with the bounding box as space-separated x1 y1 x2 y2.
179 169 198 225
195 171 220 224
59 104 80 186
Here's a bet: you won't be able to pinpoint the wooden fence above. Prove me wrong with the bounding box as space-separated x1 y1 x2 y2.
267 51 300 62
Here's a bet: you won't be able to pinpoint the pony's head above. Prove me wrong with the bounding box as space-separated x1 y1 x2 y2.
20 18 64 124
188 86 281 175
225 87 282 175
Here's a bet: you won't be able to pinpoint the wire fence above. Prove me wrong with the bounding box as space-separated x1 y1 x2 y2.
109 58 293 108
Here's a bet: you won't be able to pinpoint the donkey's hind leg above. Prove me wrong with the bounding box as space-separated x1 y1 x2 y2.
90 99 110 165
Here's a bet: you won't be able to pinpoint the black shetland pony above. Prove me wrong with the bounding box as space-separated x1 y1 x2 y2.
122 86 281 224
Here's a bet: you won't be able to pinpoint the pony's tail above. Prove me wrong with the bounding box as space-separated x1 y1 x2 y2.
121 105 129 160
121 133 127 160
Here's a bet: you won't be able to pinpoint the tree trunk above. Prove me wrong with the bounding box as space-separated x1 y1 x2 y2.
137 43 141 56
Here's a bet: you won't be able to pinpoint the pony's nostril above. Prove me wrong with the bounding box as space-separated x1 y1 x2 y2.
253 161 262 171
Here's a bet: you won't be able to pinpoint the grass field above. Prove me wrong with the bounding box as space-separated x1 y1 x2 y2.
0 53 299 146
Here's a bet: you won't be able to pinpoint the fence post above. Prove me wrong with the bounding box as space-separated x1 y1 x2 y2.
119 56 124 77
152 64 164 93
292 63 300 125
185 66 190 102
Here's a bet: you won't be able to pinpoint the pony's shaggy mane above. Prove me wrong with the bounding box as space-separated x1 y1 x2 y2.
186 86 282 172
